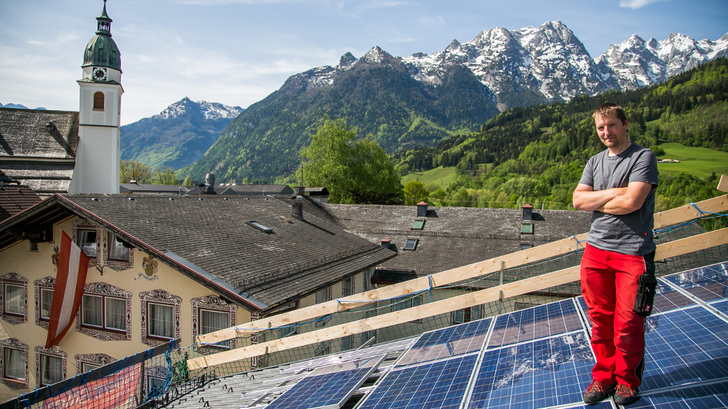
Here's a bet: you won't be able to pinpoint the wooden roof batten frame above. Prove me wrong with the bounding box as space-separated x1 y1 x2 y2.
189 175 728 371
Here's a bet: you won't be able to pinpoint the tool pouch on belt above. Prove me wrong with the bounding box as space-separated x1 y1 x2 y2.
634 251 657 317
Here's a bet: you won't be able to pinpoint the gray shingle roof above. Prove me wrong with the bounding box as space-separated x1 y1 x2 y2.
0 183 42 221
0 108 79 194
0 194 394 312
322 203 592 276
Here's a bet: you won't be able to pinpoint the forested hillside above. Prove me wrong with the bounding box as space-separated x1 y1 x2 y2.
394 58 728 211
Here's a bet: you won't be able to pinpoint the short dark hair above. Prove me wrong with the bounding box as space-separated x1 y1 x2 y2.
593 102 627 124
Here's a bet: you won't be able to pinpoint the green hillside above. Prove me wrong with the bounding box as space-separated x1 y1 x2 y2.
394 58 728 211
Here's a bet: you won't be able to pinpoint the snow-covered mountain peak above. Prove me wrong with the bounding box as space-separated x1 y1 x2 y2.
155 98 243 121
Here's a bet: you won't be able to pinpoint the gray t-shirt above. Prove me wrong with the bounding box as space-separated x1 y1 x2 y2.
579 143 658 255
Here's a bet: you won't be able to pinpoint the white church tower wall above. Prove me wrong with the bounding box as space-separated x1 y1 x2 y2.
69 0 122 194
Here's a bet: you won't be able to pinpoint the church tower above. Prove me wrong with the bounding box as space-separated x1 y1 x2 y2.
70 0 122 194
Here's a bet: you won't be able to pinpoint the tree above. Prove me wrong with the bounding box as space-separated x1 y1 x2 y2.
403 180 429 205
300 118 402 204
120 160 152 183
152 166 179 185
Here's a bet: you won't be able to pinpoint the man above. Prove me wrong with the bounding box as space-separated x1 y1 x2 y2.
573 103 658 406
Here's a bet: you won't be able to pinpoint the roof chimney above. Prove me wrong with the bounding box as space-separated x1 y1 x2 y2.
292 196 304 220
204 173 216 194
416 201 428 217
522 204 533 221
380 239 391 249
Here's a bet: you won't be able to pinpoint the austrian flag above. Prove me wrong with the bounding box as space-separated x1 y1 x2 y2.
45 231 90 348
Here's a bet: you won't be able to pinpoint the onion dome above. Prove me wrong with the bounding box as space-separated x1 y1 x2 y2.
82 0 121 72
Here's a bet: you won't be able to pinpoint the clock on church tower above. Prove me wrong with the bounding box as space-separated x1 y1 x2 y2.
70 0 123 194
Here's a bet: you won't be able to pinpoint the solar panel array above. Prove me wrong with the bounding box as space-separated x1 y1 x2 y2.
351 261 728 409
266 355 385 409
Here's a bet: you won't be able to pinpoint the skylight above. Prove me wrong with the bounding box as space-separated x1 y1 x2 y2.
403 238 418 251
247 221 273 233
412 219 425 230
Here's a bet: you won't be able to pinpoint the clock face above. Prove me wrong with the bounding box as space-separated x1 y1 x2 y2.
93 68 107 81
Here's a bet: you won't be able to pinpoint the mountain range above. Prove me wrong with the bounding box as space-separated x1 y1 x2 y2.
175 21 727 183
120 97 242 170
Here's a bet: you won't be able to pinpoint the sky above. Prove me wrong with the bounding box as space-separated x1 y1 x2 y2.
0 0 726 126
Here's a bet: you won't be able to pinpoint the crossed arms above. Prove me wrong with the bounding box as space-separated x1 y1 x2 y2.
572 182 653 215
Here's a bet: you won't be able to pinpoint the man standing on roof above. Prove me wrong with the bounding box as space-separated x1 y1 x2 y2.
573 102 658 406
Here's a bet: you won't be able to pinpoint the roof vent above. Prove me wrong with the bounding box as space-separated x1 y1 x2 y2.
204 173 216 194
292 196 304 220
416 201 428 217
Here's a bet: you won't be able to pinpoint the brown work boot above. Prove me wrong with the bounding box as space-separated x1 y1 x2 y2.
583 380 616 404
614 383 640 405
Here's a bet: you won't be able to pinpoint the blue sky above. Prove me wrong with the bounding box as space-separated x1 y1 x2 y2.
1 0 726 125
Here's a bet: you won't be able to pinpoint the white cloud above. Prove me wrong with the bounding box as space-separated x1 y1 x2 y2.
619 0 668 9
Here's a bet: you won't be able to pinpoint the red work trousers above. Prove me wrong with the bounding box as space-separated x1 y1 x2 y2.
580 243 646 389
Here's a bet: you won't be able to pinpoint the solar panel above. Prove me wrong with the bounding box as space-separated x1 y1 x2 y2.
465 330 594 409
663 261 728 303
395 318 492 367
267 355 385 409
358 354 478 409
626 380 728 408
487 299 582 348
641 305 728 391
713 299 728 315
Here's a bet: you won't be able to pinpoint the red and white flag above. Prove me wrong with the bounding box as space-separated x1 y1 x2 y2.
46 231 89 348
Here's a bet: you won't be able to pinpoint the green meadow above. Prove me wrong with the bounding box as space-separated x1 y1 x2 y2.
656 143 728 179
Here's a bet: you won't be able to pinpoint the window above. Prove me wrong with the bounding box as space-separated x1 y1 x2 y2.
93 91 104 111
521 222 534 234
140 289 181 346
412 219 425 230
76 353 115 375
316 287 330 304
391 295 423 323
148 303 174 339
4 348 25 381
247 221 273 233
191 295 236 347
341 335 353 351
520 243 533 250
452 306 484 325
77 228 98 259
106 233 130 262
1 273 27 324
81 295 126 331
39 354 63 386
34 277 55 328
40 289 53 320
314 341 331 357
362 269 373 292
76 282 132 341
403 238 419 251
4 285 24 316
341 276 354 297
0 338 27 388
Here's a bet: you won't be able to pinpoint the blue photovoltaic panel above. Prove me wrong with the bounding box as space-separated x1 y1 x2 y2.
396 318 491 367
713 299 728 315
487 299 582 348
466 330 594 409
663 262 728 303
267 355 384 409
627 381 728 409
641 305 728 391
358 354 478 409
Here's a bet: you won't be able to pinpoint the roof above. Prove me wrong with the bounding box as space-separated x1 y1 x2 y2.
186 184 295 196
322 203 592 276
0 108 79 194
0 194 395 312
119 183 190 194
0 182 42 222
158 261 728 409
